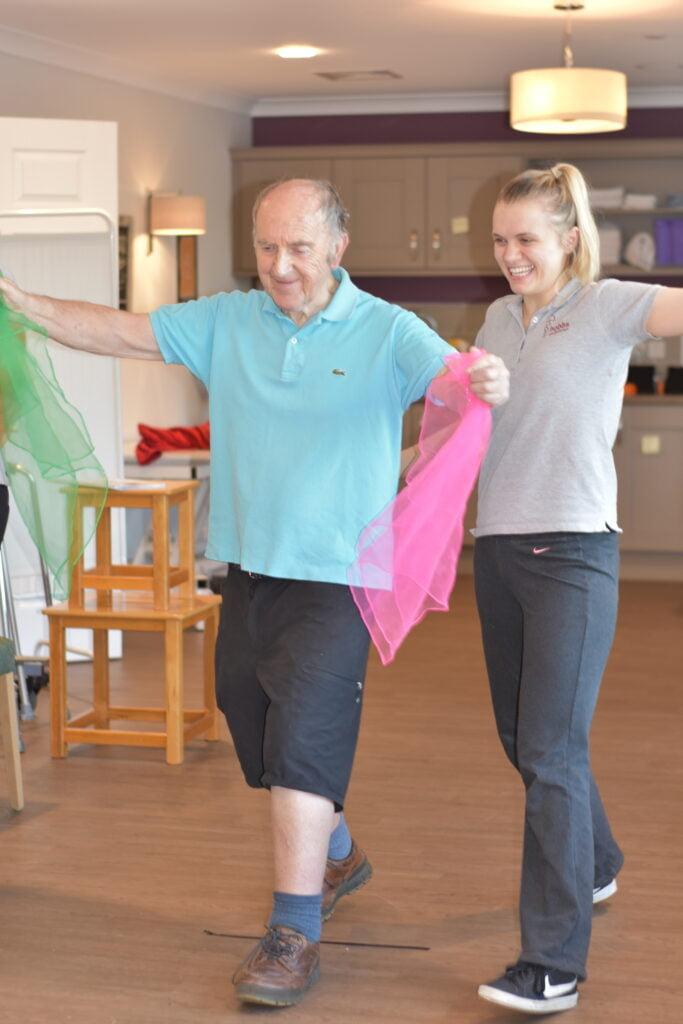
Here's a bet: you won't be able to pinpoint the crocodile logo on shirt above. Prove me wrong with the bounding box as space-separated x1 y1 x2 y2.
332 368 347 376
543 315 571 338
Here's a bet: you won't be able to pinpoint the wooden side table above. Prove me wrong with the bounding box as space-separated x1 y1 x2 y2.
71 480 198 611
44 592 221 765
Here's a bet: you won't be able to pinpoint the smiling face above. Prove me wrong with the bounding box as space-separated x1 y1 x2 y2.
254 181 348 326
492 198 579 314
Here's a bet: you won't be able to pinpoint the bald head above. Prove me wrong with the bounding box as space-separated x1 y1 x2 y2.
253 178 350 247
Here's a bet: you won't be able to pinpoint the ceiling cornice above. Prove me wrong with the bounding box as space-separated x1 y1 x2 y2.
251 86 683 118
251 91 508 117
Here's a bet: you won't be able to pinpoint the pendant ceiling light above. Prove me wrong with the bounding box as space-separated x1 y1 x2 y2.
510 2 627 134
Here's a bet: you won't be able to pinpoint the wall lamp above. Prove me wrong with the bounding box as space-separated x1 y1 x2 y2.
147 192 206 301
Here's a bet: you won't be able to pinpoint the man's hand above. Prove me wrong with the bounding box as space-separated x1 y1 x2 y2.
0 277 32 323
467 352 509 407
0 275 23 310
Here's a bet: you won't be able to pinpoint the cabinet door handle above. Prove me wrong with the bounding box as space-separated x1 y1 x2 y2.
409 229 419 252
431 229 442 253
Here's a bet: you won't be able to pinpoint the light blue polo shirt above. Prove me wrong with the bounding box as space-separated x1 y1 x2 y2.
150 268 451 584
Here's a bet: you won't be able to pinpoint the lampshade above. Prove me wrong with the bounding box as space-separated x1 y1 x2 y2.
149 194 206 236
510 67 627 134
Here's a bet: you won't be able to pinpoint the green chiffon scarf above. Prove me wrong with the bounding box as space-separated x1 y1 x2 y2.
0 290 107 600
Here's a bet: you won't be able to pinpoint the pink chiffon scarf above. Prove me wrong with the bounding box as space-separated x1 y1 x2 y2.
349 351 492 665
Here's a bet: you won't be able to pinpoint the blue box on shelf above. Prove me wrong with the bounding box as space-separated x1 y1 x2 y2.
655 219 683 266
655 219 673 265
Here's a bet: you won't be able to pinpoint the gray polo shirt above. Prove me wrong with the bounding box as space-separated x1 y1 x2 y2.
473 277 660 537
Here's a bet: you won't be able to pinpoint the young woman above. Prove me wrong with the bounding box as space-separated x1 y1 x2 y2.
472 163 683 1014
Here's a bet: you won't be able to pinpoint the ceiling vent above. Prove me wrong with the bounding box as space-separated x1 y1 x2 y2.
315 69 402 82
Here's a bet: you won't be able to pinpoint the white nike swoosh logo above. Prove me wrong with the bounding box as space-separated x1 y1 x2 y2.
544 977 576 999
532 546 550 555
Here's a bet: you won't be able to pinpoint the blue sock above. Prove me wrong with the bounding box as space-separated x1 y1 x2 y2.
269 891 322 943
328 814 353 860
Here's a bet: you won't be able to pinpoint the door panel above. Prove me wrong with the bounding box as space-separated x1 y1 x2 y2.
427 157 524 271
0 116 122 657
616 425 683 552
333 158 425 272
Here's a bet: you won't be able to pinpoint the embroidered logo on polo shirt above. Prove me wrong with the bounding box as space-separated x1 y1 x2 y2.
543 315 571 338
332 368 347 376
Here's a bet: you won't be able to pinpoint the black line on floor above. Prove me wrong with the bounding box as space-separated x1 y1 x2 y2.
204 929 430 951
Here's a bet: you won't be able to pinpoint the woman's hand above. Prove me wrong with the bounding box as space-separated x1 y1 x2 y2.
467 352 510 406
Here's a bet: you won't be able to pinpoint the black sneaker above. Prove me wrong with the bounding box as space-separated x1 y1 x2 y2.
593 878 617 904
478 961 578 1014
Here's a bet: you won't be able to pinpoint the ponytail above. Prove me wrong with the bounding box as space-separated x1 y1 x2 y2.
498 163 600 284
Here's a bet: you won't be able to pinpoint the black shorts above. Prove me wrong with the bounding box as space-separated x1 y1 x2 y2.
215 566 371 811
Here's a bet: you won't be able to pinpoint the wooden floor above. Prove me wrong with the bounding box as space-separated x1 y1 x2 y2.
1 577 681 1024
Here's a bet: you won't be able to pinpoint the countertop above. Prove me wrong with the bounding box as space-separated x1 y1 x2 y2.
623 394 683 405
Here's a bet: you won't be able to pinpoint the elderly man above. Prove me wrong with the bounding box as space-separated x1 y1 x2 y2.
0 178 509 1007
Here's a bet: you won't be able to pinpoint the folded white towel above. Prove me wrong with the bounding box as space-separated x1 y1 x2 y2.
598 224 622 266
590 187 625 209
623 193 658 210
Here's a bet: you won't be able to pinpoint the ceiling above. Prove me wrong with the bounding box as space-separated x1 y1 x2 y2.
0 0 681 112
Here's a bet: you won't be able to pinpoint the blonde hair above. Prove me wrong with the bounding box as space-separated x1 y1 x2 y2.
497 163 600 284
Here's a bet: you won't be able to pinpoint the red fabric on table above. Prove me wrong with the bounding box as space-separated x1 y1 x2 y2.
135 422 210 465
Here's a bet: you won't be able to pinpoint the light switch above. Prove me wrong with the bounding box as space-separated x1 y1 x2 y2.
640 434 661 455
450 216 469 235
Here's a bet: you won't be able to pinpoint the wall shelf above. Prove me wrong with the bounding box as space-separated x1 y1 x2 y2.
604 264 683 278
594 207 683 217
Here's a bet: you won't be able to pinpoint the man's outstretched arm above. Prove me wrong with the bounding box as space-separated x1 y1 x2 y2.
0 277 161 360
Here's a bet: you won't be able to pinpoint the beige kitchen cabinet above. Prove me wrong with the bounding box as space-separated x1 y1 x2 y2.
232 156 333 274
613 399 683 552
232 138 683 277
336 155 523 273
427 156 524 271
332 158 426 272
232 149 522 276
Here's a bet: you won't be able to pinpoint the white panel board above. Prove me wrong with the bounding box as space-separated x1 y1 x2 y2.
0 117 122 659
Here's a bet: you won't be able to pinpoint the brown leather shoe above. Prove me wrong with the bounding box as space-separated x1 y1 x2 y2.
322 840 373 921
233 925 320 1006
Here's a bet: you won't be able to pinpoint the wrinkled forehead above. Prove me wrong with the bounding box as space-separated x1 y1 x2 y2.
255 187 329 242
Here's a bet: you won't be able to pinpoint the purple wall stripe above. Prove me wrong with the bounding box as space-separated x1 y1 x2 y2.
249 106 683 303
356 276 509 303
253 107 683 147
352 271 683 305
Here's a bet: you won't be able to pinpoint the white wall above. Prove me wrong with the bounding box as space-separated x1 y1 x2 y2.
0 49 251 441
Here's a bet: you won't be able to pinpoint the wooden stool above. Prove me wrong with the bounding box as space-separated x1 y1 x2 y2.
72 480 199 611
44 592 221 765
0 636 24 810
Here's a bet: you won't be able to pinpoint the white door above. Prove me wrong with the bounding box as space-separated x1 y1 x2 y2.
0 116 123 659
